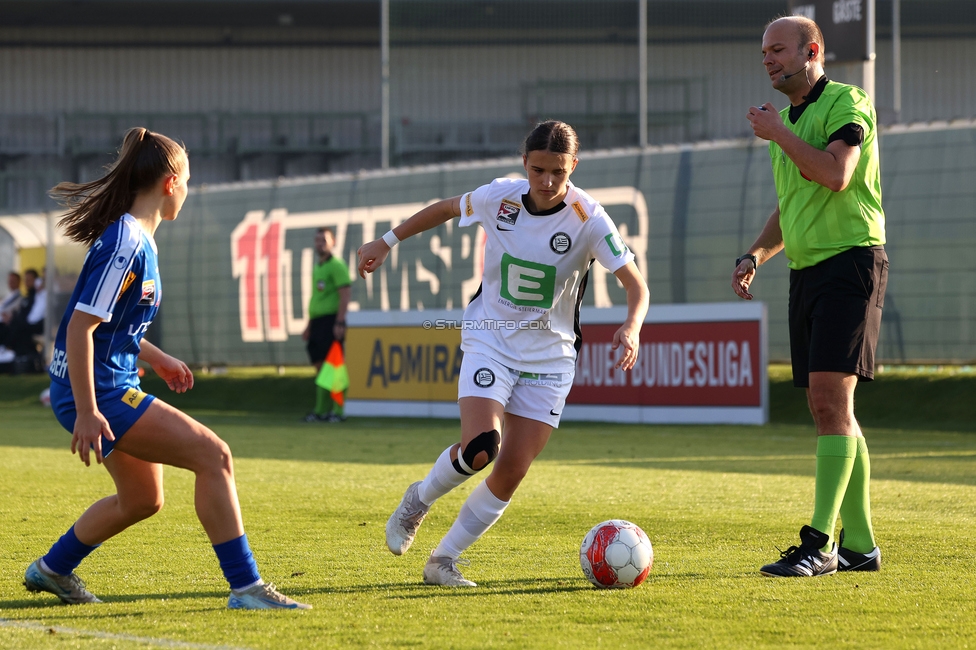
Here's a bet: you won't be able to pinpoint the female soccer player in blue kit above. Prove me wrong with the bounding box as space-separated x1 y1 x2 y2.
24 128 310 610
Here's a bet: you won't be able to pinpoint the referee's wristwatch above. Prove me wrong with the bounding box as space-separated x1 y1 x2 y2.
735 253 758 270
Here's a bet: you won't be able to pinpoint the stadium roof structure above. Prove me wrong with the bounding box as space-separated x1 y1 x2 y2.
0 0 972 47
0 214 71 248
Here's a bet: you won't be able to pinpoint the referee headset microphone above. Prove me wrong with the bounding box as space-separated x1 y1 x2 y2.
781 50 815 81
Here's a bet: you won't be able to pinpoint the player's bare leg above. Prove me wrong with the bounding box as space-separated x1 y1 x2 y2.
114 399 244 544
485 413 552 501
114 400 309 608
424 413 552 586
73 452 164 544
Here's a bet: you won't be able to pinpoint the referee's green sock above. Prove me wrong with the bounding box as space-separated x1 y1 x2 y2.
810 435 858 551
315 386 333 417
838 436 877 553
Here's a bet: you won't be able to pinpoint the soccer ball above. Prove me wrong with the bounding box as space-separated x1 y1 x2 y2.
580 519 653 589
39 387 51 408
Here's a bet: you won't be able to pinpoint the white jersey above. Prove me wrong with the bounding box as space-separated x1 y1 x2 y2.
459 178 634 373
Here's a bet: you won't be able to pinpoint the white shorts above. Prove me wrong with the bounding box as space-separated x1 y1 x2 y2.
457 352 573 428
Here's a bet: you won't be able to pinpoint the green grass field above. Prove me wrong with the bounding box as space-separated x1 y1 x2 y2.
1 367 974 649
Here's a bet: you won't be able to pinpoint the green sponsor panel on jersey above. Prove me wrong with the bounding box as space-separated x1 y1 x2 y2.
499 253 556 308
604 233 628 257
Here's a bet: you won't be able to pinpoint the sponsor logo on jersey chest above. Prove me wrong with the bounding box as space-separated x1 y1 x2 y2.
500 253 556 309
139 280 157 305
495 199 521 226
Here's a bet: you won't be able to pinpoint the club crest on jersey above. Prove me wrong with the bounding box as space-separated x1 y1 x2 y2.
549 232 572 254
495 199 521 226
473 368 495 388
139 279 157 305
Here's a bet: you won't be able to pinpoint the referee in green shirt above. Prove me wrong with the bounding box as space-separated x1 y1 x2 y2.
732 16 886 578
303 226 352 422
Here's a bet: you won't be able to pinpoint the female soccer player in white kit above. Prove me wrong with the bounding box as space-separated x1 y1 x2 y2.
24 128 309 609
358 121 650 586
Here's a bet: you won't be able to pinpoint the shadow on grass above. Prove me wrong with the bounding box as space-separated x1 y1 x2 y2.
0 589 230 611
304 576 591 598
4 581 593 610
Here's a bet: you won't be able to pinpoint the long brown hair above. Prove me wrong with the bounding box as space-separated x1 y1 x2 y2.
51 127 186 246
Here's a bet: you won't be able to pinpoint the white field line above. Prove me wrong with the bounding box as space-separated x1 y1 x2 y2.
0 618 250 650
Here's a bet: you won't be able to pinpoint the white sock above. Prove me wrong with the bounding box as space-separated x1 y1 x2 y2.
232 578 264 594
433 480 509 559
418 446 470 506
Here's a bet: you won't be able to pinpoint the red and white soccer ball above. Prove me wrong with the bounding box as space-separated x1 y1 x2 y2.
580 519 653 589
39 387 51 408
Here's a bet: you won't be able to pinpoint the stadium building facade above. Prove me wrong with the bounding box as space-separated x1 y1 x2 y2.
0 0 974 211
0 0 973 366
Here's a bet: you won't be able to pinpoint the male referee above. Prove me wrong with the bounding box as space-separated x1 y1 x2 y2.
732 15 886 577
303 226 351 422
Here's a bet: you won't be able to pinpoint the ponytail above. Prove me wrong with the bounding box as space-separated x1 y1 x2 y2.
51 127 186 246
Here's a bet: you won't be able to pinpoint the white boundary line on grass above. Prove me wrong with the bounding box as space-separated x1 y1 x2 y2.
0 618 250 650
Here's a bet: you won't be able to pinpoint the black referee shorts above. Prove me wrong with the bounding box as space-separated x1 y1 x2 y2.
788 245 888 388
307 314 343 364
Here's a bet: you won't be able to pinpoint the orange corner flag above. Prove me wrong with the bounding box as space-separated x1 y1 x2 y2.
316 341 350 401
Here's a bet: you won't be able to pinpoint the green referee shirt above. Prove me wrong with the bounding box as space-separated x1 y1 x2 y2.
309 254 351 319
770 79 886 270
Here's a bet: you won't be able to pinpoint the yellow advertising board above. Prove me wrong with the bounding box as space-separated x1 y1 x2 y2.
346 325 462 402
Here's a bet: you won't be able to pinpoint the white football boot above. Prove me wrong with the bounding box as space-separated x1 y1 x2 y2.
386 481 430 555
423 554 476 587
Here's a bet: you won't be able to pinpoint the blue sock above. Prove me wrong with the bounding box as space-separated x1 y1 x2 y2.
42 526 99 576
213 534 261 591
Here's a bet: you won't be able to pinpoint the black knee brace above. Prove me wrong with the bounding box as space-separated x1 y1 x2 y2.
452 429 500 476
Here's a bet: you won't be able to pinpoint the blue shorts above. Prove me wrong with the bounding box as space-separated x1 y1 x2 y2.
49 382 156 457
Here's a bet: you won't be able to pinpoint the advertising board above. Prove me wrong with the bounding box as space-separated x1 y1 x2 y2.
345 302 767 424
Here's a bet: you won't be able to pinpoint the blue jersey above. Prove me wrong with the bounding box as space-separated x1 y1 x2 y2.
49 214 161 392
